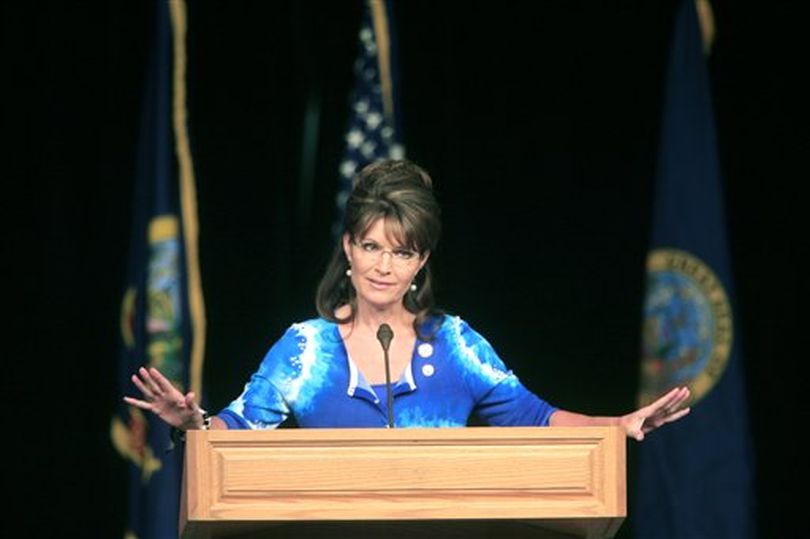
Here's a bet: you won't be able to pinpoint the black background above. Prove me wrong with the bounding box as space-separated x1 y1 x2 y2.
5 1 806 537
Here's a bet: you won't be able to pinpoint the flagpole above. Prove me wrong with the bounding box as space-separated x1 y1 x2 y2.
169 0 206 398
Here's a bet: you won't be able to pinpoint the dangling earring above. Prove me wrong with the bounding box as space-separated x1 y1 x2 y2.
346 268 352 277
410 282 417 292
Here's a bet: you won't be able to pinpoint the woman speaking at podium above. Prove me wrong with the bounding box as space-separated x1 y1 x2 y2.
125 159 690 441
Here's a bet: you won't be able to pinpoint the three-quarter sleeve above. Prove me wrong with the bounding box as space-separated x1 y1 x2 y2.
218 325 302 429
448 317 557 426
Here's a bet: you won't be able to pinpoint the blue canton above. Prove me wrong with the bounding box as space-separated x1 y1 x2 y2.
333 1 404 235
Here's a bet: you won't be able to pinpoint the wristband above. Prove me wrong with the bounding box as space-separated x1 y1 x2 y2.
168 409 211 449
200 408 212 430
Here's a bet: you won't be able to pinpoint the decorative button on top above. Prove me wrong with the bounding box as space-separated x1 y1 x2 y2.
417 343 434 358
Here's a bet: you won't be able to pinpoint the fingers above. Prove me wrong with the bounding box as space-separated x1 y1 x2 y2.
647 386 690 415
128 366 179 409
139 367 164 395
659 386 688 409
130 370 155 400
149 367 176 394
654 390 689 420
131 366 177 398
661 387 690 417
122 395 151 410
664 406 691 423
624 419 646 442
642 406 692 434
630 387 693 441
184 392 199 411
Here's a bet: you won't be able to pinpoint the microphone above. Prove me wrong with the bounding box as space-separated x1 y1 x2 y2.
376 323 395 428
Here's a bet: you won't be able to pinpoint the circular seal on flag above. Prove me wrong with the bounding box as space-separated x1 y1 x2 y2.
638 248 733 407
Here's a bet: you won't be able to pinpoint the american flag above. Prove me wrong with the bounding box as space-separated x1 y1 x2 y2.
334 0 403 235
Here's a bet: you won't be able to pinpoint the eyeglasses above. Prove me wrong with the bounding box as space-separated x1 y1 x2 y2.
352 240 420 266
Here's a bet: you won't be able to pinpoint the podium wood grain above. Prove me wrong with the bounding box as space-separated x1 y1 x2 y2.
180 427 626 539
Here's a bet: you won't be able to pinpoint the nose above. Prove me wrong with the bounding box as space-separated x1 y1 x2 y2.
375 251 393 273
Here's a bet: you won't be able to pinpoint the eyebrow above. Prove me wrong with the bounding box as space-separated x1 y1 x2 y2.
359 239 419 255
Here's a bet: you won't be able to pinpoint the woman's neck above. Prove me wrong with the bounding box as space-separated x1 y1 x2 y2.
336 303 415 335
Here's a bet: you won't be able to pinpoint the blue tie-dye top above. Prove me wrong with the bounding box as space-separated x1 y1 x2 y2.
218 315 556 429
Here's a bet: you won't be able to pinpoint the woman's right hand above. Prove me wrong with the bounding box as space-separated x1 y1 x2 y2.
123 366 205 430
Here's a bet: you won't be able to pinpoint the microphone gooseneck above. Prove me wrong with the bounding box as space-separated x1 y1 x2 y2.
376 323 395 428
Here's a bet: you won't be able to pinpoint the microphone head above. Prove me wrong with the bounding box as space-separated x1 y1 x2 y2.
376 323 394 351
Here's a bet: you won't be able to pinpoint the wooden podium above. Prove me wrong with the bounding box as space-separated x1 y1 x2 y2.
180 427 626 539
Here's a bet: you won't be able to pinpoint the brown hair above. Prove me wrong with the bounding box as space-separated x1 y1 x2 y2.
315 159 442 334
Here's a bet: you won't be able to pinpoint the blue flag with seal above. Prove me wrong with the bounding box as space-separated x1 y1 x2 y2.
333 0 404 235
109 1 206 537
635 1 755 537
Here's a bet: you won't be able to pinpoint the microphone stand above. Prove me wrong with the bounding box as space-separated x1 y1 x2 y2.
376 324 395 428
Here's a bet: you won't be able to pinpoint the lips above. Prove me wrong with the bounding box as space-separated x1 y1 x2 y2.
367 278 395 289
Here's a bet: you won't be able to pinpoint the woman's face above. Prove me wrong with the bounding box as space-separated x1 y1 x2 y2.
343 218 429 313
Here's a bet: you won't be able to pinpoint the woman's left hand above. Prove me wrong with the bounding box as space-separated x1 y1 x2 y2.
619 386 691 441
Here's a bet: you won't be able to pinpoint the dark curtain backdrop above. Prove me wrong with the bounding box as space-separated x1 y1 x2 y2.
5 1 804 537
